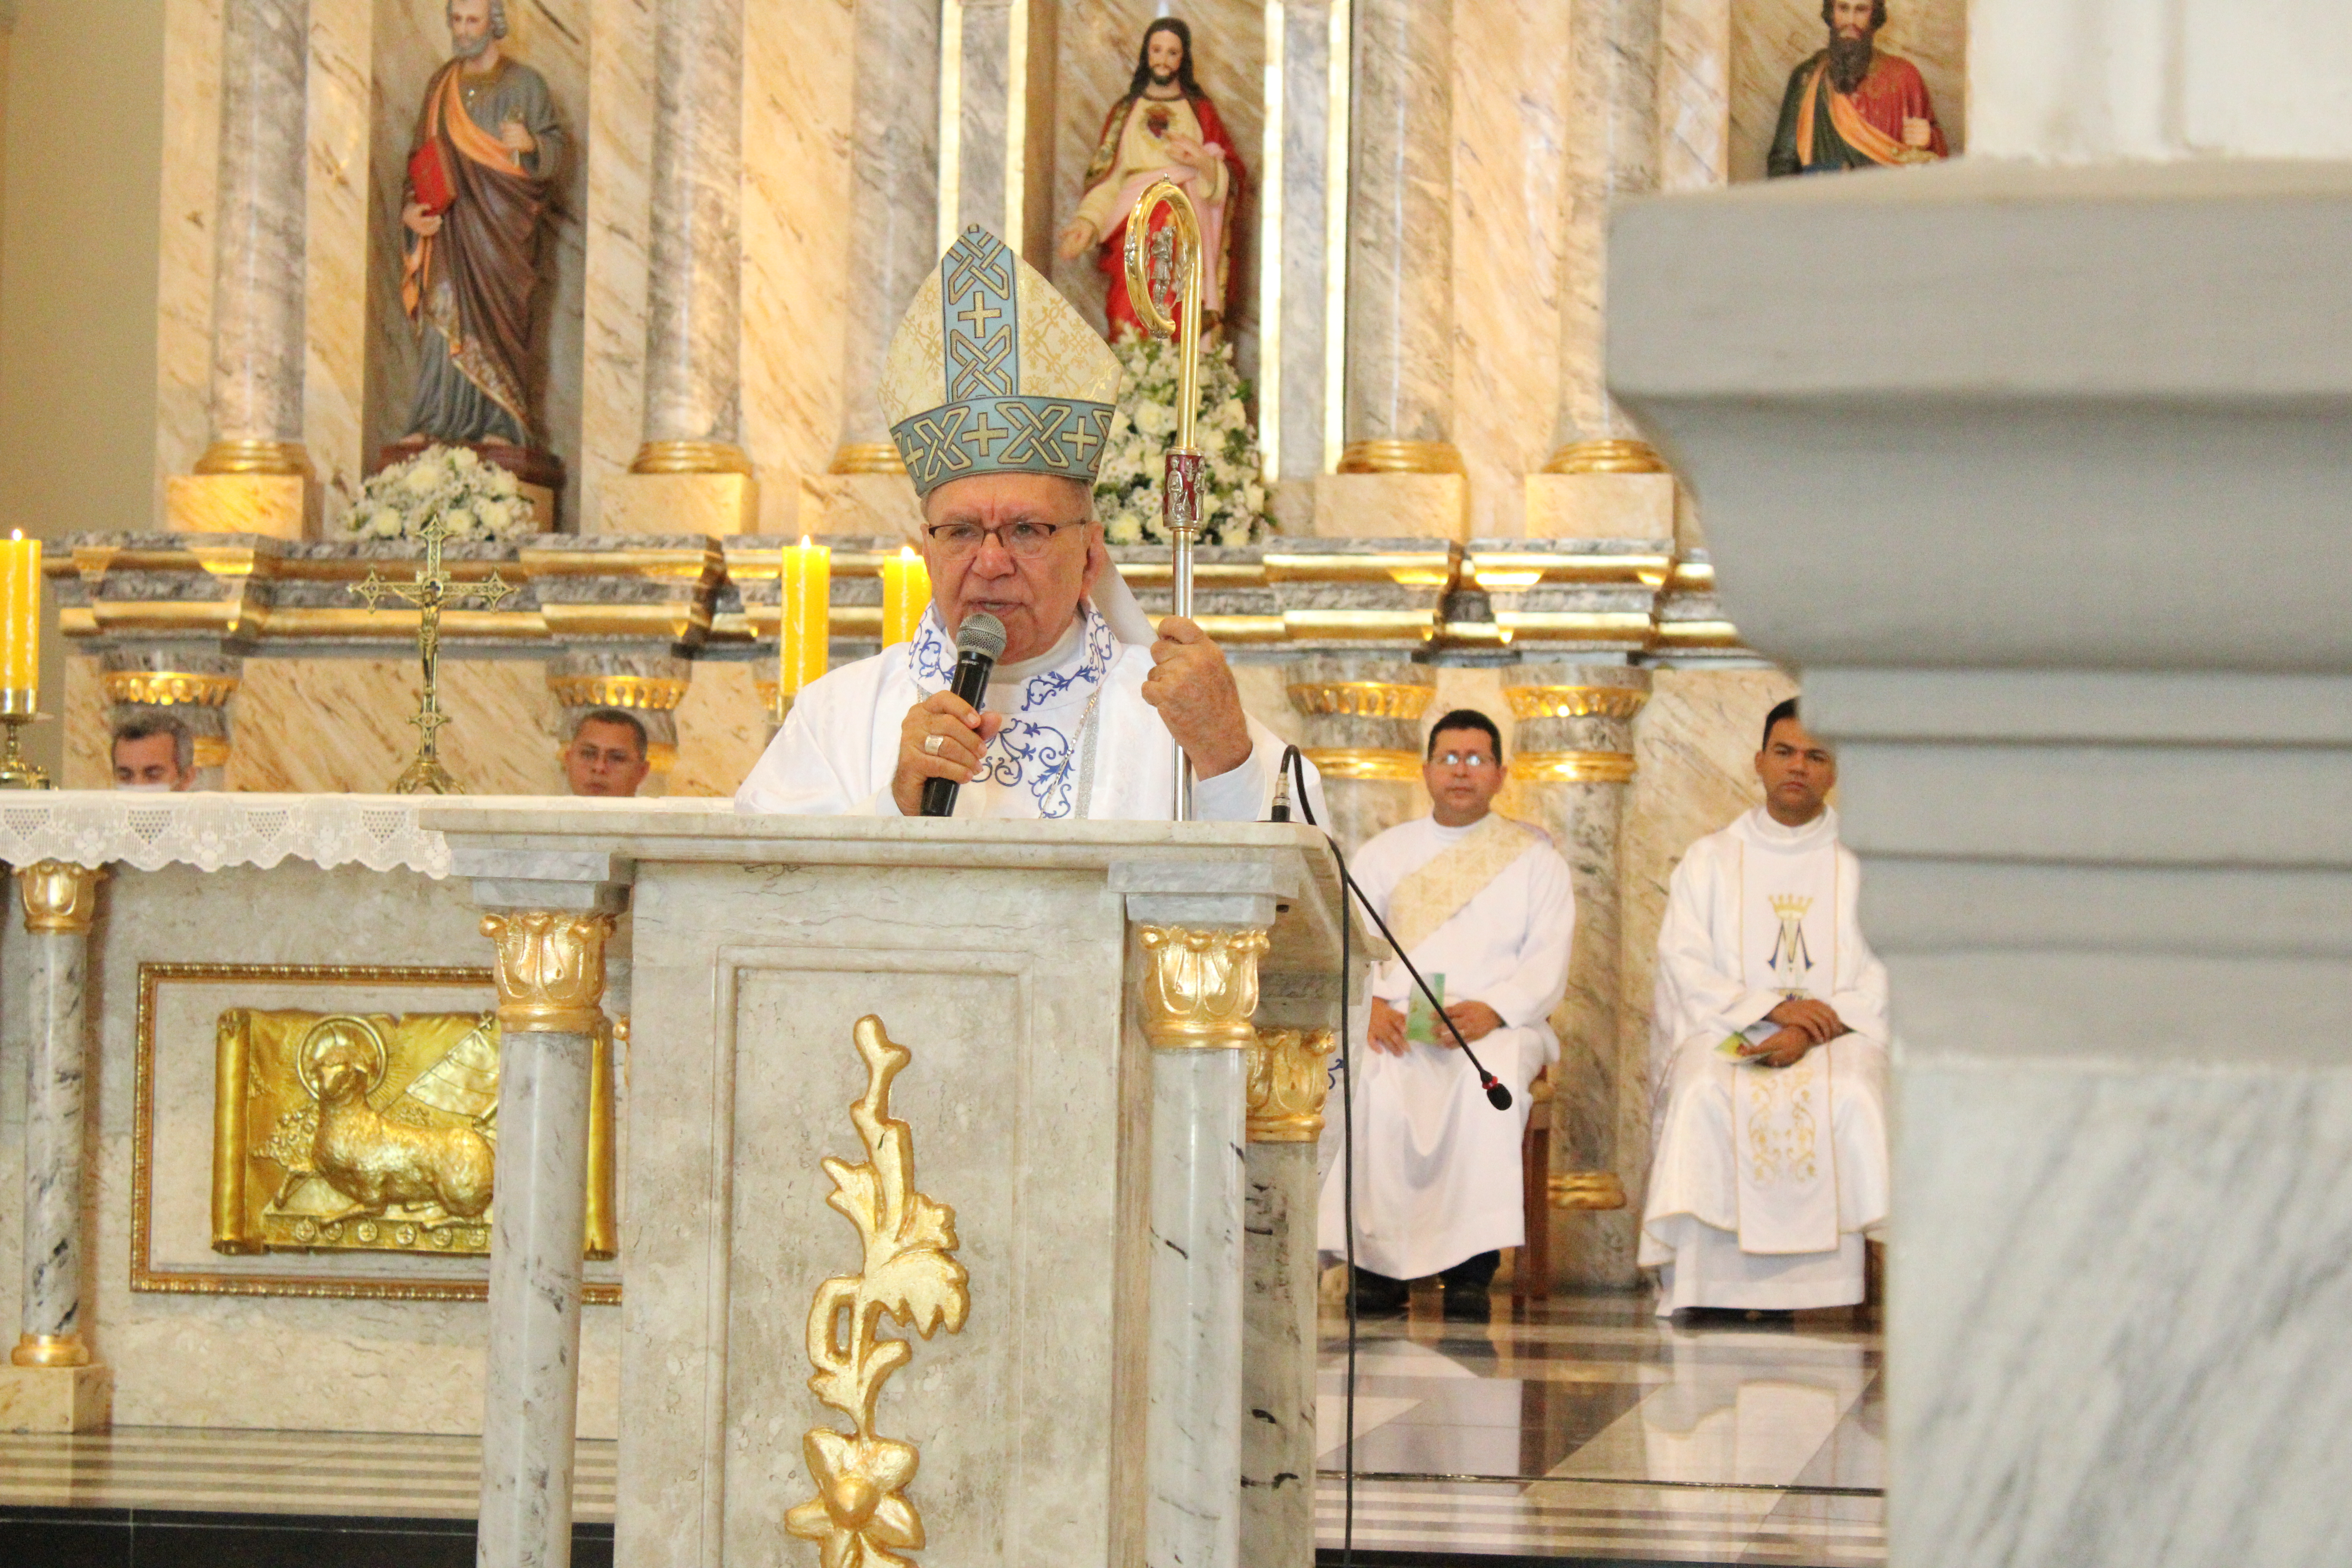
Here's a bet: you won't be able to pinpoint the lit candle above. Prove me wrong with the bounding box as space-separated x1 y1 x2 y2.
777 534 831 702
882 545 931 645
1 531 38 701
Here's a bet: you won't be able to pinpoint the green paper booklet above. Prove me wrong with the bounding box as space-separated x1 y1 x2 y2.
1406 974 1447 1045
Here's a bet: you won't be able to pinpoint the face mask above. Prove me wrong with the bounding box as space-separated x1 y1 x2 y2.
117 781 179 794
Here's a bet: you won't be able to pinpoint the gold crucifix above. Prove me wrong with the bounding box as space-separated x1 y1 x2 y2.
352 510 516 794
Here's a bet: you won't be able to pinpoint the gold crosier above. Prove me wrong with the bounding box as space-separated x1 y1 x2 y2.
787 1016 969 1567
1123 179 1206 821
352 509 517 793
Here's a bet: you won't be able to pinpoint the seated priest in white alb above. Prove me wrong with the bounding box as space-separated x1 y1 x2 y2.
1639 698 1891 1319
1317 711 1574 1321
737 225 1313 822
113 714 197 791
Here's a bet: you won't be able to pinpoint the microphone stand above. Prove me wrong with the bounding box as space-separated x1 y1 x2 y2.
1123 179 1205 822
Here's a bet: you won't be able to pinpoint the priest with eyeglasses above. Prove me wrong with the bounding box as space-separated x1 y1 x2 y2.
737 226 1314 822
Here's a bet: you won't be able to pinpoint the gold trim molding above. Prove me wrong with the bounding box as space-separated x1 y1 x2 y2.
1303 746 1422 782
546 674 689 712
1504 685 1650 722
192 438 313 477
1550 1171 1628 1210
1509 751 1637 784
1337 438 1467 475
192 737 231 770
787 1015 968 1564
1541 439 1667 475
828 441 908 475
1286 681 1434 720
628 439 754 475
1137 925 1270 1050
102 671 239 708
19 861 104 935
11 1332 91 1368
480 911 615 1035
1247 1027 1337 1142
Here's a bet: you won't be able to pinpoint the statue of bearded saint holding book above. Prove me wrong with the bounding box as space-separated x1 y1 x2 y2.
397 0 565 450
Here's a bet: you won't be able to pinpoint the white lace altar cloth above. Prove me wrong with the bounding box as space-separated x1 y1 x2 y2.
0 793 460 877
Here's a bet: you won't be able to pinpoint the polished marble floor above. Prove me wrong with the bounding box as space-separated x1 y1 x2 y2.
0 1293 1880 1566
1312 1290 1884 1564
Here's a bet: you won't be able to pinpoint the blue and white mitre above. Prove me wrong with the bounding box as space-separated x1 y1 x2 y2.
880 225 1124 498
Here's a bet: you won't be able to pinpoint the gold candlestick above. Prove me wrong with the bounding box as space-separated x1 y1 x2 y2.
0 690 49 790
353 512 516 794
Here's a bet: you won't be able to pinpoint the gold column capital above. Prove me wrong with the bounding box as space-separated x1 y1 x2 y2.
1541 439 1667 475
1550 1171 1628 1210
100 671 241 708
1336 438 1467 475
479 910 616 1034
18 861 105 935
193 438 313 477
1246 1027 1337 1142
1503 684 1650 722
1301 747 1423 782
1508 751 1637 784
828 441 908 475
11 1332 91 1367
629 439 755 475
1137 925 1271 1051
1285 680 1434 720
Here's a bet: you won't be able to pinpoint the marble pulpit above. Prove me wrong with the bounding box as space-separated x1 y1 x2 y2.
0 794 1361 1568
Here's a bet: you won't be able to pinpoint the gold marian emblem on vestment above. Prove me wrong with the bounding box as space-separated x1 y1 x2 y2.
786 1016 969 1567
1767 893 1815 998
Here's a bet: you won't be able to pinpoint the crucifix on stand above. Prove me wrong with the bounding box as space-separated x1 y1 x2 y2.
353 511 515 794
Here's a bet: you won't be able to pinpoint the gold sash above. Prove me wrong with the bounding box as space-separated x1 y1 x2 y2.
1386 815 1543 956
1794 57 1938 169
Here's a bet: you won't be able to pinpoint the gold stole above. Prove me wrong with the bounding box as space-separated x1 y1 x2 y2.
1794 57 1937 169
1385 815 1540 957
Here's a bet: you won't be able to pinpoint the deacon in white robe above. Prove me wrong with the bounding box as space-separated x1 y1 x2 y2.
1639 701 1891 1315
735 224 1316 824
1318 713 1573 1316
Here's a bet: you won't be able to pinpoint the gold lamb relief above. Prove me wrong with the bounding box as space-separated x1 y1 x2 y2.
786 1015 969 1568
211 1008 616 1259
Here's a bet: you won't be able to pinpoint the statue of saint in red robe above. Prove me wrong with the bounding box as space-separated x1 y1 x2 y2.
1767 0 1948 176
1055 19 1246 341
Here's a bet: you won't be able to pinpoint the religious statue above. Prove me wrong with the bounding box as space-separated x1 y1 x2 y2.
395 0 565 457
1055 18 1246 340
1766 0 1948 176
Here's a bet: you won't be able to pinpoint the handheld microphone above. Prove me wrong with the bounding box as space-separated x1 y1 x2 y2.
918 612 1007 818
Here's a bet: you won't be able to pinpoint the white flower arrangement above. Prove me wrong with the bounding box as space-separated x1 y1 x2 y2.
341 444 533 543
1094 330 1268 547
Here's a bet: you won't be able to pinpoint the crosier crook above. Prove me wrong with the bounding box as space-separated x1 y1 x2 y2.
1122 180 1206 821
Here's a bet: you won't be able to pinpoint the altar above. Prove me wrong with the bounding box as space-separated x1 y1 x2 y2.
0 793 1360 1568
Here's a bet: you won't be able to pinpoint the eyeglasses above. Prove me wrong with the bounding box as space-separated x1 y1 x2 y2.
1432 751 1496 769
922 519 1085 559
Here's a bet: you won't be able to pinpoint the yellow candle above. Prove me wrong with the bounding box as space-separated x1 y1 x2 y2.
882 545 931 646
778 534 831 698
1 532 38 699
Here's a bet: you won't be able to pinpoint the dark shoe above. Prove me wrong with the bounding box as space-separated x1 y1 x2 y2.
1441 1285 1493 1323
1673 1306 1795 1331
1347 1267 1409 1317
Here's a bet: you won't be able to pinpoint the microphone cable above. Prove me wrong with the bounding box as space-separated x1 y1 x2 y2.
1267 742 1519 1568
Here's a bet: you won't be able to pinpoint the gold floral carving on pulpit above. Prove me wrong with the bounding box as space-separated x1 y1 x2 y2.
1136 924 1270 1050
787 1016 969 1568
210 1007 617 1260
1245 1027 1337 1143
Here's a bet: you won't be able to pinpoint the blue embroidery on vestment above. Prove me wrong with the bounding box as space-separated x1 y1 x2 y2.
908 604 1114 820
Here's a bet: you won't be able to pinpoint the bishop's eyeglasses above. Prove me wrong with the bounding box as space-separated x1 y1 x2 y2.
922 519 1085 559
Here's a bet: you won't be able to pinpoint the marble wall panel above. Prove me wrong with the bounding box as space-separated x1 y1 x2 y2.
308 0 374 524
0 864 621 1435
578 0 656 534
361 0 589 526
740 0 855 534
1728 0 1966 183
1046 0 1265 396
1452 0 1569 538
668 659 772 799
156 0 226 523
224 656 570 793
1659 0 1734 191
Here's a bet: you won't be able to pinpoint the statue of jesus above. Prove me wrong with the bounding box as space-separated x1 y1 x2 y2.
1055 19 1245 340
397 0 565 450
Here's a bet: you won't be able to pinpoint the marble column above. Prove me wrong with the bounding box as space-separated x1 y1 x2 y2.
171 0 312 539
466 852 629 1568
0 862 111 1434
1317 0 1464 539
612 0 757 535
1501 666 1648 1289
1284 656 1434 852
97 650 243 792
1131 907 1274 1568
1267 0 1343 532
1241 1027 1336 1568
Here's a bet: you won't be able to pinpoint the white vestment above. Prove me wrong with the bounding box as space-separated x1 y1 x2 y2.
1639 806 1891 1313
1316 814 1575 1279
735 600 1317 822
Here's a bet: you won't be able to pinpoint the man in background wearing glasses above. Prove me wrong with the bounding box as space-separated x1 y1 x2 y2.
1318 710 1574 1321
737 225 1314 823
